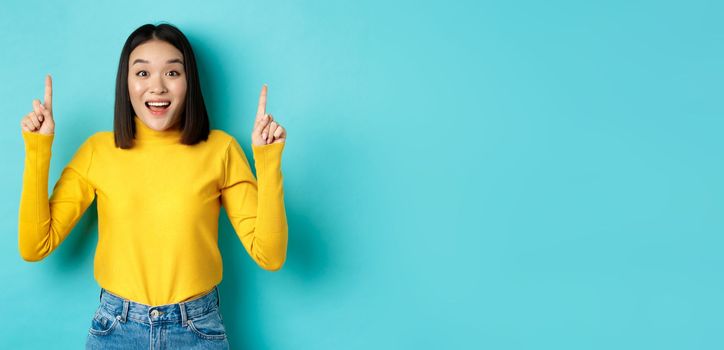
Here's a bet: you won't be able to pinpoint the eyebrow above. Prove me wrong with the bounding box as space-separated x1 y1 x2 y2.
132 58 184 65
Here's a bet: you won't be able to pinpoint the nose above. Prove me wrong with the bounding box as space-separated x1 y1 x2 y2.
149 75 167 94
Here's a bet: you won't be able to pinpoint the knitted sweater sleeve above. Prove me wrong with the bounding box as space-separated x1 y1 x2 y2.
18 131 96 261
220 137 288 271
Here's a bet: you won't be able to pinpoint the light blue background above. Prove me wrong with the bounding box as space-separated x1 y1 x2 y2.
1 0 722 348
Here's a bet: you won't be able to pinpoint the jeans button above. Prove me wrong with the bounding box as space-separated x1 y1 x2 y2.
150 310 159 318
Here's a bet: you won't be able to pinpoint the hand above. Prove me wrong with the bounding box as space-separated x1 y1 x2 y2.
20 75 55 135
251 84 286 146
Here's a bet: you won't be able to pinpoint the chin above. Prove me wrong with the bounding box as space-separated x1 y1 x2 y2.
144 114 177 130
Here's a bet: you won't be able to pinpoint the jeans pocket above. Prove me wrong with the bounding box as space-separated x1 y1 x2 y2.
186 309 227 340
88 307 119 336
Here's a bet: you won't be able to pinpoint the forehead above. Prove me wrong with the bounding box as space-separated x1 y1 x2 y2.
129 40 183 63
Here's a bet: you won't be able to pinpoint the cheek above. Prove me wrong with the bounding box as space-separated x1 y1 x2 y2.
171 79 188 103
128 80 144 101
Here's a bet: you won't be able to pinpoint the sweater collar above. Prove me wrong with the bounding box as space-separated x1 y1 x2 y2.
134 115 182 144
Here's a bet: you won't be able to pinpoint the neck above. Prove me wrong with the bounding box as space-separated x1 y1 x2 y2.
134 115 182 144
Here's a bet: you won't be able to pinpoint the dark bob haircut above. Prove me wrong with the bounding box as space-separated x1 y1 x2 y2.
114 23 209 149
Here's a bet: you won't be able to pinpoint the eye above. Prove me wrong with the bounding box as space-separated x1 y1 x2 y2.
136 70 148 77
167 71 181 77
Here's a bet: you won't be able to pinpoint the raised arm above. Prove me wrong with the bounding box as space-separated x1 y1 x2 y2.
221 84 288 270
18 75 96 261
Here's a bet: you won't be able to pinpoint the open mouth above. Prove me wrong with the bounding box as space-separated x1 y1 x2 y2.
145 100 171 112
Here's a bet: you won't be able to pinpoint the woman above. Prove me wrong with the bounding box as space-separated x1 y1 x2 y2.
18 23 288 349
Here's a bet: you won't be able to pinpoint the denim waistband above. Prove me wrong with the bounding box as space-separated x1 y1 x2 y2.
97 287 221 325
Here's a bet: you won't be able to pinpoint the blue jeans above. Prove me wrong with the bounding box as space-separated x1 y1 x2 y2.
85 286 230 349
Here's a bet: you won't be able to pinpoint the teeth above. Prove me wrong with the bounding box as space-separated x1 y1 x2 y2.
147 101 170 107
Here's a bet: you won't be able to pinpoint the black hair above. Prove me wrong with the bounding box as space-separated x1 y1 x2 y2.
114 23 209 149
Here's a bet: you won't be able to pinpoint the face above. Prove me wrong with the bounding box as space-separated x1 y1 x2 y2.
128 39 187 131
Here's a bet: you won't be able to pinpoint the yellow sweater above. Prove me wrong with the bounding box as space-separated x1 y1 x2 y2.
18 115 287 306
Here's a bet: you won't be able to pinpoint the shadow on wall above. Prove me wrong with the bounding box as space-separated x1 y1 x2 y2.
218 196 331 349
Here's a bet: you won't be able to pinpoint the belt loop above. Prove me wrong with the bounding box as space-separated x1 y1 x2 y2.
99 288 103 302
121 300 129 323
214 286 220 307
179 302 189 327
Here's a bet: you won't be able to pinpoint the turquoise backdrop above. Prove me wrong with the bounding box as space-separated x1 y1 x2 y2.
1 0 722 348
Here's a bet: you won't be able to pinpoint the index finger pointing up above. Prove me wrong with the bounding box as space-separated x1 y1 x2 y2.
256 84 267 121
44 74 53 110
